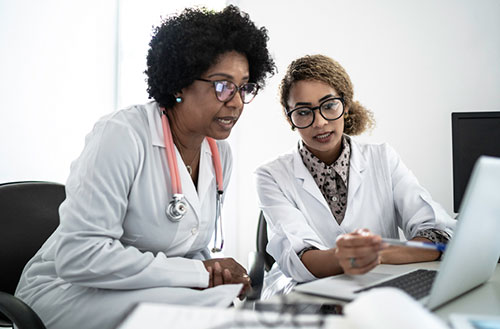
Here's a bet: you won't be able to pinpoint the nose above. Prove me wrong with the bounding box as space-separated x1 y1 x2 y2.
225 90 244 110
312 110 329 127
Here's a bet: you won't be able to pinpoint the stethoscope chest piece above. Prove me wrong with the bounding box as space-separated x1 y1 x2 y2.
166 194 188 222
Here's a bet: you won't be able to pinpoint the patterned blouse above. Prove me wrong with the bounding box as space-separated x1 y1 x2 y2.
299 136 350 225
298 135 450 246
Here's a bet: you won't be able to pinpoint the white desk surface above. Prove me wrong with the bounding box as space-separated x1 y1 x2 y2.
278 262 500 321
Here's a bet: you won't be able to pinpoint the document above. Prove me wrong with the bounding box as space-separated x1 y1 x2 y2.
343 288 448 329
116 303 351 329
116 287 447 329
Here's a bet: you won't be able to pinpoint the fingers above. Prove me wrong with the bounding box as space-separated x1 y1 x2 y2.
336 231 382 248
203 258 250 288
222 268 232 284
212 262 223 287
338 253 380 275
336 230 383 275
236 273 252 300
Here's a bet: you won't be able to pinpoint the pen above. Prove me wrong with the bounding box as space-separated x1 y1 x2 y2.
382 238 447 252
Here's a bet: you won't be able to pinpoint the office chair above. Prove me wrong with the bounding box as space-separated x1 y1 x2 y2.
0 292 46 329
256 211 275 272
0 181 65 329
246 211 277 301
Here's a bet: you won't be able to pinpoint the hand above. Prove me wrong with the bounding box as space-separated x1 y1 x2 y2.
335 228 383 275
202 257 251 299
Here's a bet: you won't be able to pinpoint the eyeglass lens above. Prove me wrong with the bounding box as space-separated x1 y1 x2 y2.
214 81 258 104
290 98 344 128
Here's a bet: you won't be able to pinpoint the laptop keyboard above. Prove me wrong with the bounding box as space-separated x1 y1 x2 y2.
354 269 438 300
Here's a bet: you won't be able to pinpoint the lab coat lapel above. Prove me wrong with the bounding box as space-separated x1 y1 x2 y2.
345 139 366 219
147 102 165 148
293 150 331 213
197 139 215 208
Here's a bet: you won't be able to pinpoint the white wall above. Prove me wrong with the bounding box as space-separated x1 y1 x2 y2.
0 0 117 184
228 0 500 264
2 0 499 269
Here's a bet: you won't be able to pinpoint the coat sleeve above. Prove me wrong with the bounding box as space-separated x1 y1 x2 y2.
384 144 456 239
54 117 208 290
255 162 320 283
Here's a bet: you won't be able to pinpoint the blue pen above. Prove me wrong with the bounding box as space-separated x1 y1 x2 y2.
382 238 447 252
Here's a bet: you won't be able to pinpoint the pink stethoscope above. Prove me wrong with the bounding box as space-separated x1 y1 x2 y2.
160 108 224 252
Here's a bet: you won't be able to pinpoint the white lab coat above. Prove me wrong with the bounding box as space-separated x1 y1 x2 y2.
15 102 240 329
255 137 456 298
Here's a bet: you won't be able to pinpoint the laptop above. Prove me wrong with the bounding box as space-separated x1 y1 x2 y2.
294 156 500 310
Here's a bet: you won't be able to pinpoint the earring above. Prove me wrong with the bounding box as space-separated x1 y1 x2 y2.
175 97 183 103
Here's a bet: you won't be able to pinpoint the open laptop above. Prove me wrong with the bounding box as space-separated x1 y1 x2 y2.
294 155 500 310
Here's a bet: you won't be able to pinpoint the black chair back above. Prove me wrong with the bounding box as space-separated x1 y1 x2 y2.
0 181 65 328
256 211 275 272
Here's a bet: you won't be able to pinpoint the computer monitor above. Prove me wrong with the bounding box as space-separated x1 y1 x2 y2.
451 111 500 213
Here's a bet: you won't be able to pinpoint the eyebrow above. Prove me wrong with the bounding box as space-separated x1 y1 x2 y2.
319 94 334 102
293 94 335 108
206 73 250 82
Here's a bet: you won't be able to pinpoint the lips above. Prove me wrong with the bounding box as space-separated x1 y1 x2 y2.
314 131 333 141
216 116 238 130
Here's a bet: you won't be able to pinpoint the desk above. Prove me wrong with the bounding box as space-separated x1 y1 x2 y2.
275 262 500 321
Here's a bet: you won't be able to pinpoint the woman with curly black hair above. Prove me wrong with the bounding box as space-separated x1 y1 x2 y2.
15 5 275 329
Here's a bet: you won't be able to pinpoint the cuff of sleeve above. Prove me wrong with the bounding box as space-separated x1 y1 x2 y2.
288 247 318 283
414 228 451 244
151 255 209 288
297 246 319 260
192 259 210 288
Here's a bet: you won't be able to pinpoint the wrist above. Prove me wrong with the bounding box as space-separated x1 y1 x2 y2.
297 246 319 260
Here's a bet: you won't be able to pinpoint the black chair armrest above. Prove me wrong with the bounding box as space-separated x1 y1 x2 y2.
0 292 46 329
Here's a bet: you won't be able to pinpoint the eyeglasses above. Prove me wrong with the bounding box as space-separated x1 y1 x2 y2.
287 97 345 129
207 295 334 329
197 78 259 104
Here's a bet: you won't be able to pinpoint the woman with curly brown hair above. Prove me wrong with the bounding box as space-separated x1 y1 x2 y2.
15 5 275 329
255 54 454 298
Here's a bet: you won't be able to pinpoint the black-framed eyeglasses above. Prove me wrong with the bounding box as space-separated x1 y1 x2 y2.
197 78 259 104
287 97 345 129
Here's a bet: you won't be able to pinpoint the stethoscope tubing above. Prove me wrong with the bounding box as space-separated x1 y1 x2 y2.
161 108 224 225
161 112 182 194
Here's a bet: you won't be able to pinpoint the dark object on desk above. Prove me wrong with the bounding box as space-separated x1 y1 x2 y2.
452 111 500 213
254 301 343 315
0 181 65 328
257 211 275 272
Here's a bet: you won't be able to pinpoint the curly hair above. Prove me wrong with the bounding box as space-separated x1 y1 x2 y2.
145 5 276 109
279 54 375 136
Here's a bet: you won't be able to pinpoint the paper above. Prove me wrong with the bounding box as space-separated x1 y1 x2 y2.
343 287 448 329
116 301 351 329
116 286 449 329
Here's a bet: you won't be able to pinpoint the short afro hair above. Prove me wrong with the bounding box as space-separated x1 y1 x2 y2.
279 54 375 136
145 5 276 109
